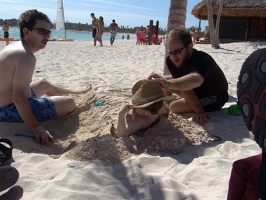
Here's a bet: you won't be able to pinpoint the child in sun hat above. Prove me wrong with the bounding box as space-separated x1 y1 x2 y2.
111 79 176 138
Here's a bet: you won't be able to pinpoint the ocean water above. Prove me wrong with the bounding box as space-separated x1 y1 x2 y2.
1 27 135 41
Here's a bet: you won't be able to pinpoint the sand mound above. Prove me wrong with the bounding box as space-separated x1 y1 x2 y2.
4 89 219 165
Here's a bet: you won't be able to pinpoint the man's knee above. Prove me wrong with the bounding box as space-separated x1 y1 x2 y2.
53 97 76 116
63 97 76 113
169 101 182 113
31 78 51 90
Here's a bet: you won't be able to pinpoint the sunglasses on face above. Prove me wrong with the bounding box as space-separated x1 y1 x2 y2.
31 28 51 37
168 46 186 56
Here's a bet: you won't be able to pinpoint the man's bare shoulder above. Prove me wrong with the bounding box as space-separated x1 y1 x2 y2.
1 42 35 60
92 18 99 25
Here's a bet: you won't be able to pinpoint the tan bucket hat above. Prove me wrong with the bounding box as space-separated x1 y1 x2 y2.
130 79 176 108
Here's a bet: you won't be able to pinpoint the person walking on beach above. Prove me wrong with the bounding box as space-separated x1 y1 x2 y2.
90 13 99 46
0 9 92 146
109 19 118 46
148 27 228 125
97 16 104 46
2 22 10 46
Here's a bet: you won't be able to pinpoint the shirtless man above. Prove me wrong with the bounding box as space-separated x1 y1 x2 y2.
2 22 10 46
90 13 99 46
0 9 92 145
109 19 118 46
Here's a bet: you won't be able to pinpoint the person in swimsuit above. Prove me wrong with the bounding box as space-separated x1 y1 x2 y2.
148 27 228 125
135 28 140 45
109 19 118 46
97 16 104 46
112 79 175 138
2 22 10 46
0 9 92 146
90 13 99 46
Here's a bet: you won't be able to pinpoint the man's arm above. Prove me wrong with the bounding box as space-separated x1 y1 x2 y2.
168 72 203 91
149 72 203 91
93 19 99 28
150 72 209 124
12 53 54 145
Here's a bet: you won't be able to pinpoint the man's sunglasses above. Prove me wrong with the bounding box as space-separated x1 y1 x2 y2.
31 28 51 37
168 46 186 56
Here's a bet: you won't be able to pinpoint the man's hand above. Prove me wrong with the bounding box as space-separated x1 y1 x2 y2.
33 126 55 146
148 73 169 88
148 72 163 80
193 113 210 125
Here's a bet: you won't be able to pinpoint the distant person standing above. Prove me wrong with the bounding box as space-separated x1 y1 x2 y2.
2 22 10 45
110 19 118 46
136 28 141 45
146 25 150 43
90 13 99 46
97 16 104 46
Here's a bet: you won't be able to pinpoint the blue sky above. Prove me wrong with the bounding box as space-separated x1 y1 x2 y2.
0 0 207 29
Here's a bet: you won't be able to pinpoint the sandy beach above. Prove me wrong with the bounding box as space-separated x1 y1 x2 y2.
0 39 263 199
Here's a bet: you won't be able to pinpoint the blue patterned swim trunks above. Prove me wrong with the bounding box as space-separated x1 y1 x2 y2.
0 89 57 123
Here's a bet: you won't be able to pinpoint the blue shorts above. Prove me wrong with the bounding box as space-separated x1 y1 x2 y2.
0 89 57 123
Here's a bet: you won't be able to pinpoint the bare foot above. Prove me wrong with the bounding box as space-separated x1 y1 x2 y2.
72 84 92 94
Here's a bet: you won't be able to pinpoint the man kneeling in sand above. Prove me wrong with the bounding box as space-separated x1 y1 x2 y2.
0 9 91 145
149 28 228 125
111 79 175 138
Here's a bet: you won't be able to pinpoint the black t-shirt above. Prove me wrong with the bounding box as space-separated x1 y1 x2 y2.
166 49 228 98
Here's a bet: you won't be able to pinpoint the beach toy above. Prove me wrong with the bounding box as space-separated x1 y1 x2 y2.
228 104 242 116
14 133 36 139
94 101 104 106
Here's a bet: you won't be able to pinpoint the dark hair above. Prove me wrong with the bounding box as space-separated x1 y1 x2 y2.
143 101 163 115
18 9 51 39
99 16 104 22
167 27 192 47
91 13 95 16
112 19 115 23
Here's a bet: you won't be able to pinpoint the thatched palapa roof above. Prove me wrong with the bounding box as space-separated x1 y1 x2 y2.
192 0 266 20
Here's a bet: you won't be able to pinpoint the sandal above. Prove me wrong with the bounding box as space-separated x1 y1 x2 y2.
0 138 13 165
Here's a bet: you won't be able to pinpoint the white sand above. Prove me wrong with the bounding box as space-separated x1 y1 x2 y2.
0 39 264 200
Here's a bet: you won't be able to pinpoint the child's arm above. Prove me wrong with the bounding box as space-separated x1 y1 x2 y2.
116 104 131 137
116 105 141 137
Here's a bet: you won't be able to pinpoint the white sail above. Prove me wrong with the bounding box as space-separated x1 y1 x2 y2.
56 0 65 32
